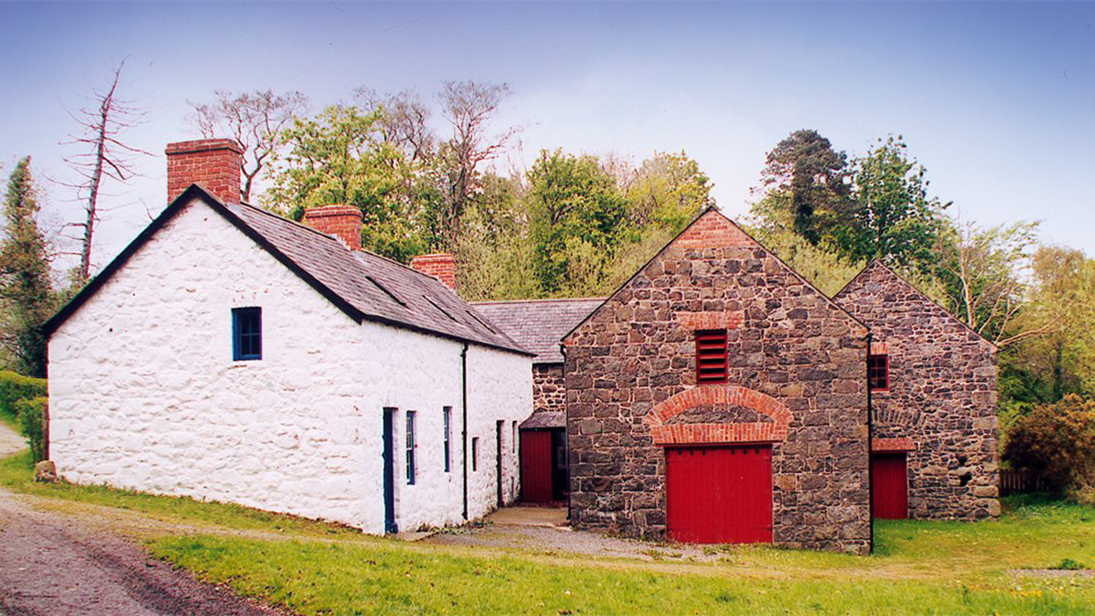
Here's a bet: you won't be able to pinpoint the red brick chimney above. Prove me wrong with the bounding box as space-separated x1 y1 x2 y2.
302 205 363 251
411 253 456 289
165 139 243 204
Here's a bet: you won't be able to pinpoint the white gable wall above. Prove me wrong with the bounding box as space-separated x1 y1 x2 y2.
48 197 532 533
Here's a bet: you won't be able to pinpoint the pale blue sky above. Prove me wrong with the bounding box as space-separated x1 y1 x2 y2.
1 2 1092 273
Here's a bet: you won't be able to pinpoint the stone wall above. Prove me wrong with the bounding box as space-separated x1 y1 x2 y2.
563 209 872 553
533 364 566 416
834 261 1000 520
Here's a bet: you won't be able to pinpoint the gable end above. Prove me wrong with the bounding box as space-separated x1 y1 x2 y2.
562 207 867 344
43 185 366 338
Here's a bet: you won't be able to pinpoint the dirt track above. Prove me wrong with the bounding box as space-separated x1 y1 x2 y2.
0 425 287 616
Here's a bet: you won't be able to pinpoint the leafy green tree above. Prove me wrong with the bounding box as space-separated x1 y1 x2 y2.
0 158 54 377
841 135 947 270
1001 245 1095 410
749 226 866 297
625 151 714 233
456 173 540 301
264 105 425 261
528 150 627 295
754 129 852 245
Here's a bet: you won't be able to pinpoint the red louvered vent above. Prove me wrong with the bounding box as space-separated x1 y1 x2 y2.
695 329 728 385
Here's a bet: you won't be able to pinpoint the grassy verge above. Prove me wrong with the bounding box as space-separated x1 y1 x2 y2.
149 532 1094 615
0 451 361 537
148 495 1095 615
4 448 1093 614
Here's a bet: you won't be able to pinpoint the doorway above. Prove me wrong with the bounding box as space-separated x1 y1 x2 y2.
665 444 773 544
383 408 397 533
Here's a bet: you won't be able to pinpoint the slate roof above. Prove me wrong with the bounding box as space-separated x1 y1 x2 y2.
470 298 604 364
520 409 565 430
45 185 530 356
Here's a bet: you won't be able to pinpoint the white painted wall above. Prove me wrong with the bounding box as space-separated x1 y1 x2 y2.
465 345 532 521
48 197 532 534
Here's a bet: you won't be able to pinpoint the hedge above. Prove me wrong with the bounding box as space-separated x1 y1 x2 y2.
14 397 47 463
0 370 48 423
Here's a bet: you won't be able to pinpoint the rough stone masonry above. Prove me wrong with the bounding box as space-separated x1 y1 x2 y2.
563 209 873 554
835 260 1000 520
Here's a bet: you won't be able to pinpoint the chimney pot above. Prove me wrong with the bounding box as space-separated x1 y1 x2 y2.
165 139 243 204
302 205 363 251
411 253 456 290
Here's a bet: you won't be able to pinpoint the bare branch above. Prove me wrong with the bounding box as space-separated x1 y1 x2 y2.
62 60 149 282
185 89 309 202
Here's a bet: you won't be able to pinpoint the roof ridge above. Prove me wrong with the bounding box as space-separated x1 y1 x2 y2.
236 202 462 292
843 259 998 350
235 201 345 244
470 297 607 305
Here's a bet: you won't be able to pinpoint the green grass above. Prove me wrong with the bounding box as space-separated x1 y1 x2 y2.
4 449 1094 614
149 532 1095 615
147 495 1095 615
0 409 19 433
0 450 361 537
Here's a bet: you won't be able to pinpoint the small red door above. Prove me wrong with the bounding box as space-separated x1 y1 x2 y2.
871 453 908 519
666 445 773 544
520 430 554 503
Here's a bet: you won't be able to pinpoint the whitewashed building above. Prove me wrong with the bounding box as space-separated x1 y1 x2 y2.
44 139 533 534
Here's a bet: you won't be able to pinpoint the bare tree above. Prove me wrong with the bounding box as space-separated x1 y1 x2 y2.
438 80 518 248
937 215 1044 347
355 87 435 162
188 90 308 202
63 61 149 282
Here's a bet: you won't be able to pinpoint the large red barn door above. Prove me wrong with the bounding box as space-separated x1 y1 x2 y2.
666 445 772 544
871 453 908 519
520 430 554 503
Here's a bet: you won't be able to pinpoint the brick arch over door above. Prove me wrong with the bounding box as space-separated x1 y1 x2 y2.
643 385 792 445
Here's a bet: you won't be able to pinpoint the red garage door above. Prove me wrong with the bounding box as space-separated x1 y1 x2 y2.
871 453 908 519
520 430 554 503
666 445 773 544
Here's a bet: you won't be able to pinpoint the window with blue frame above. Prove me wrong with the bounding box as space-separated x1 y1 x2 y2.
232 307 262 361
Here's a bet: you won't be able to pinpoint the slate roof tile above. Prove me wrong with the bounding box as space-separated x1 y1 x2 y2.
228 202 527 354
470 298 604 364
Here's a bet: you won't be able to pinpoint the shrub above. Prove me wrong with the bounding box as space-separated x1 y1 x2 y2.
1003 395 1095 496
0 370 47 423
14 396 47 462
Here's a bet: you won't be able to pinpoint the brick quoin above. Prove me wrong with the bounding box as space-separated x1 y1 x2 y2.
165 139 243 205
675 310 745 330
872 437 917 452
411 253 456 289
302 205 363 251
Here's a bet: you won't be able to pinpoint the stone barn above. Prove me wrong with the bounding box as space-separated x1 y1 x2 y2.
472 298 603 503
562 208 873 554
833 260 1000 520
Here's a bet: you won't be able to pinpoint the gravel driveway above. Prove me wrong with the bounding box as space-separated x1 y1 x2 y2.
0 425 286 616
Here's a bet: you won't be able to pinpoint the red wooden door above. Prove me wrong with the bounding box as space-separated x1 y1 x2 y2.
666 445 773 544
520 430 554 503
871 453 908 519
